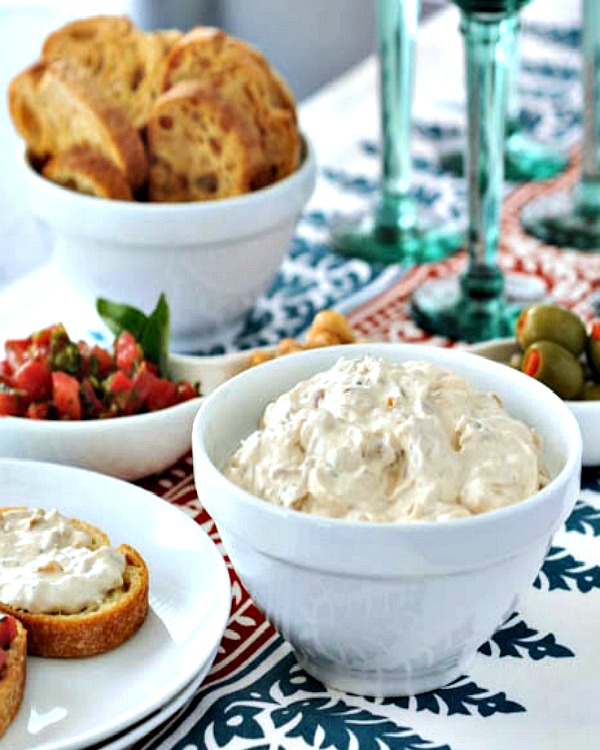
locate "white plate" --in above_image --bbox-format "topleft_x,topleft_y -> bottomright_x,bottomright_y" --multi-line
87,646 -> 218,750
0,459 -> 231,750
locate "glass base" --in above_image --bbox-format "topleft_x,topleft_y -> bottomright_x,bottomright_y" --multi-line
504,132 -> 569,182
411,276 -> 524,343
330,211 -> 463,265
521,190 -> 600,250
439,133 -> 568,182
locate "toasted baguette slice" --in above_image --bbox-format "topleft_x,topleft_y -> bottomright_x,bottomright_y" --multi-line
9,59 -> 147,190
42,15 -> 182,129
0,510 -> 149,658
162,28 -> 300,185
43,145 -> 133,200
147,80 -> 264,201
0,618 -> 26,740
0,620 -> 27,737
162,27 -> 295,109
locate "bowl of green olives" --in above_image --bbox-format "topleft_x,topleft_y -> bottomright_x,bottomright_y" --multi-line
470,304 -> 600,467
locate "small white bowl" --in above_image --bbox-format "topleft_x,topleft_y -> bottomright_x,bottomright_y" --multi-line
0,396 -> 201,481
24,136 -> 316,351
469,338 -> 600,467
0,346 -> 264,481
192,343 -> 581,697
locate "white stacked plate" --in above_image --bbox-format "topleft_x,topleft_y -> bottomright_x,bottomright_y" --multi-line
0,458 -> 231,750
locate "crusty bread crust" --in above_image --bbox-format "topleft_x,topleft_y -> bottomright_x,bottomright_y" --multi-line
42,16 -> 182,129
147,80 -> 264,201
10,17 -> 299,201
43,145 -> 133,200
0,510 -> 149,658
0,619 -> 26,739
9,58 -> 147,190
161,27 -> 300,187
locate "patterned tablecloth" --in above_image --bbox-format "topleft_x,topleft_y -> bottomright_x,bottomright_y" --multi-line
1,0 -> 599,748
123,2 -> 600,748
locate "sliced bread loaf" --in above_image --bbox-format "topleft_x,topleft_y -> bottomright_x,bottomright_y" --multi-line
42,15 -> 182,129
0,509 -> 149,658
162,28 -> 300,185
147,80 -> 265,201
9,58 -> 147,189
43,145 -> 133,200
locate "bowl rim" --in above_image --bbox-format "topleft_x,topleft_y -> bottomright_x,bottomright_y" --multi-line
469,336 -> 600,411
193,341 -> 582,534
23,132 -> 316,214
0,395 -> 202,431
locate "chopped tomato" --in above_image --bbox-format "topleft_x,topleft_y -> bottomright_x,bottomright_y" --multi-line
4,338 -> 32,370
32,324 -> 68,360
0,390 -> 23,416
147,377 -> 178,411
176,381 -> 198,403
13,360 -> 52,402
115,331 -> 143,375
0,648 -> 6,671
127,361 -> 155,412
0,616 -> 18,650
80,379 -> 104,419
91,345 -> 114,377
0,360 -> 13,382
78,342 -> 114,378
27,402 -> 51,420
106,370 -> 135,414
52,372 -> 82,420
107,370 -> 134,395
0,324 -> 197,420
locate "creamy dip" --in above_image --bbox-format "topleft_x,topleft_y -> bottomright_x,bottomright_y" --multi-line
0,508 -> 126,614
224,356 -> 547,522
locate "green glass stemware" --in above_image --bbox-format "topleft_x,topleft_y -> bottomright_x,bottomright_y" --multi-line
521,0 -> 600,250
440,23 -> 568,182
330,0 -> 463,265
412,1 -> 531,343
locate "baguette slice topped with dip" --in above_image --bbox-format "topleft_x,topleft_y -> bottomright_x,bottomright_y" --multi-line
0,507 -> 149,658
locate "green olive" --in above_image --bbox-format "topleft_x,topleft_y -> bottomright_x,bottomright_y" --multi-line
582,382 -> 600,401
521,340 -> 585,400
586,323 -> 600,379
516,305 -> 587,356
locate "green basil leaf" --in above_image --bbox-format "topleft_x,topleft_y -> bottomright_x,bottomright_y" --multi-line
96,298 -> 148,339
140,293 -> 170,376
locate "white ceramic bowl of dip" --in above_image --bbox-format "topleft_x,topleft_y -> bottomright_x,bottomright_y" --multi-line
23,137 -> 316,351
192,342 -> 582,697
469,337 -> 600,467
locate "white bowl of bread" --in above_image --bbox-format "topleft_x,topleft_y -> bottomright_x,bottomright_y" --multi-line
9,16 -> 316,349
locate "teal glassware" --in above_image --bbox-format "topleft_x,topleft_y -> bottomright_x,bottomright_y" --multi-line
329,0 -> 463,265
412,2 -> 530,342
440,24 -> 569,182
521,0 -> 600,250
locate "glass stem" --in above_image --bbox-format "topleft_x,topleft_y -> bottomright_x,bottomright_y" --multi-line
460,13 -> 516,301
577,0 -> 600,214
505,21 -> 521,137
375,0 -> 419,233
